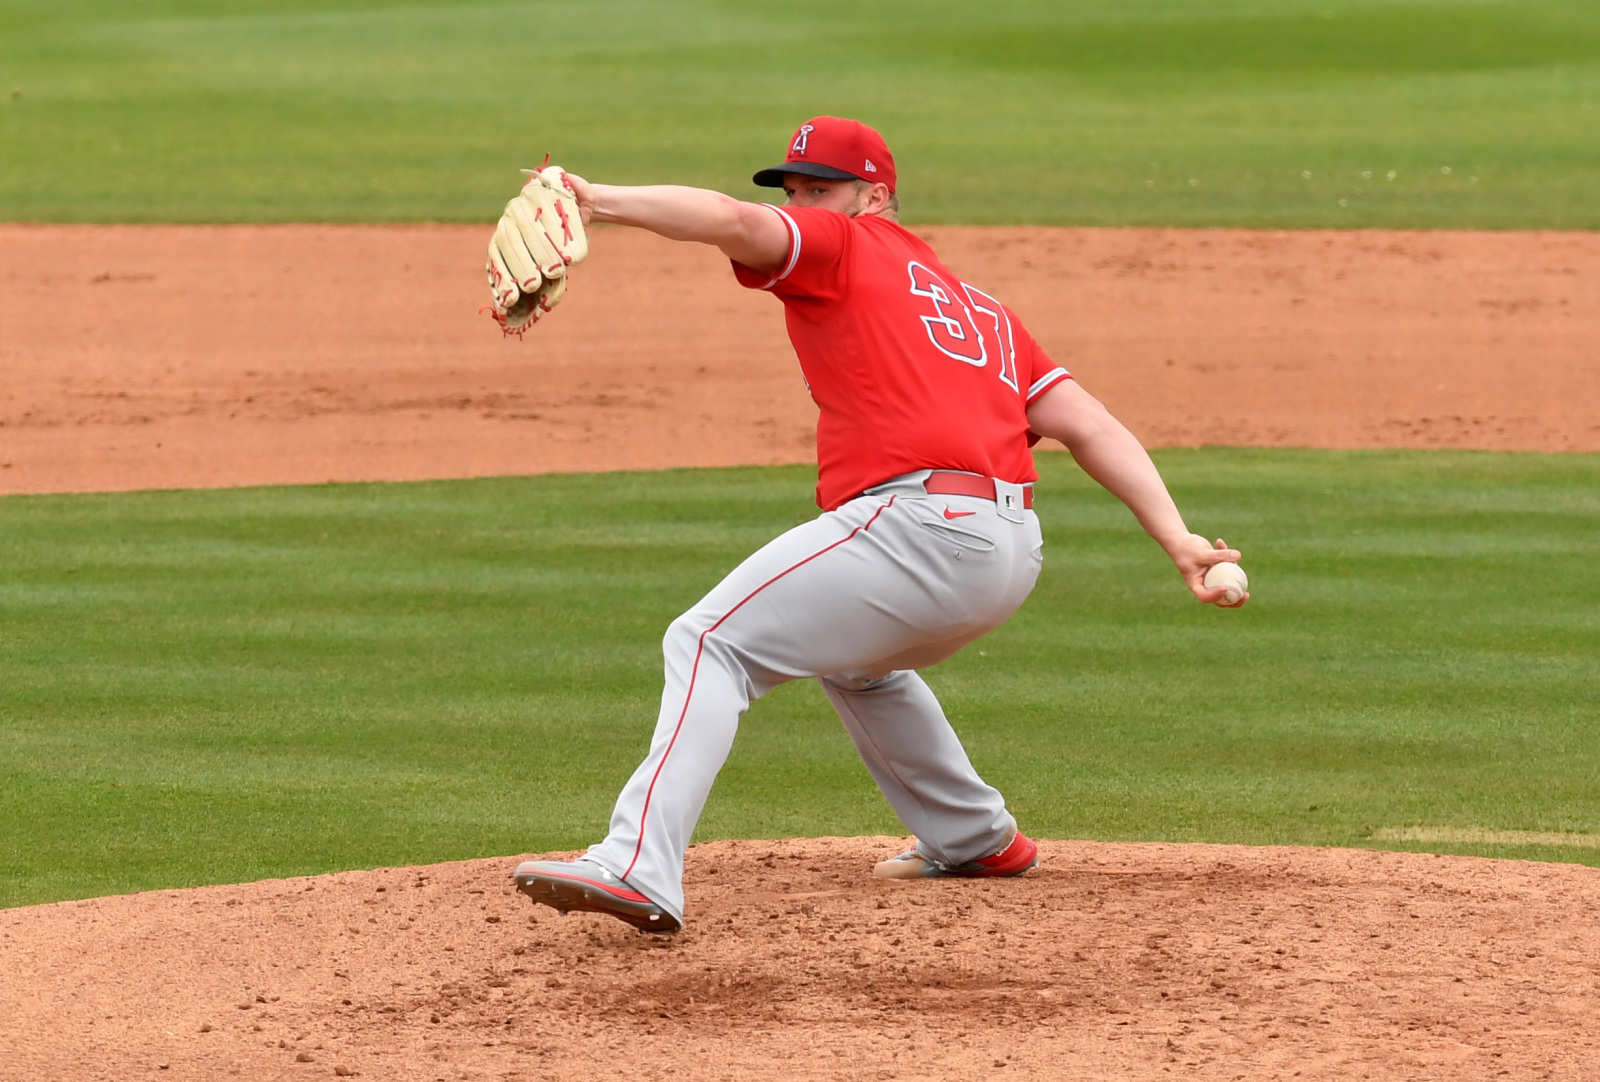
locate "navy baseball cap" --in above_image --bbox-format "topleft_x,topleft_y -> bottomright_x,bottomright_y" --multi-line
752,116 -> 897,192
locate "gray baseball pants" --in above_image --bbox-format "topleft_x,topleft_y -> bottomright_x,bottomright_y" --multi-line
584,470 -> 1044,924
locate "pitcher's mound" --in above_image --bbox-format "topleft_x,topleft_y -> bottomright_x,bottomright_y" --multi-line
4,837 -> 1598,1080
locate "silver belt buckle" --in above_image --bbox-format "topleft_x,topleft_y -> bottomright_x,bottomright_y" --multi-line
993,479 -> 1026,523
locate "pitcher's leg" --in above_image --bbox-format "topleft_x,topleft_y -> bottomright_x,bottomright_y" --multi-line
583,619 -> 753,923
821,670 -> 1015,866
583,498 -> 905,921
575,494 -> 1036,926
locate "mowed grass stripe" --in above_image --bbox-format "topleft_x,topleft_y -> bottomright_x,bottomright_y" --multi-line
1374,827 -> 1600,849
1,0 -> 1597,225
1,449 -> 1598,908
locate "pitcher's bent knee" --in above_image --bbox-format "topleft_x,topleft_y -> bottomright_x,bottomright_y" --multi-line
662,610 -> 713,669
820,670 -> 900,695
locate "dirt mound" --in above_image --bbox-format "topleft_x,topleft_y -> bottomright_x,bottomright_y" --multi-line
4,837 -> 1597,1081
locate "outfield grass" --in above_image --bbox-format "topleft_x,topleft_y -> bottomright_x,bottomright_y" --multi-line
2,0 -> 1598,226
2,450 -> 1597,908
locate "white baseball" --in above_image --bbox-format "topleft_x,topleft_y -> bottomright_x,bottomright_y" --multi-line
1203,562 -> 1248,606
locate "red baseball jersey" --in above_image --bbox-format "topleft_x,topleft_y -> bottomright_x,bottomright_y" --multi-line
733,205 -> 1072,510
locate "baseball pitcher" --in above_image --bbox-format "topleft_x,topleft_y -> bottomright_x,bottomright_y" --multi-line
503,117 -> 1248,933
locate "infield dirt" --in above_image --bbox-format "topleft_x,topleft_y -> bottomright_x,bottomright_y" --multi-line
2,223 -> 1597,495
3,224 -> 1598,1080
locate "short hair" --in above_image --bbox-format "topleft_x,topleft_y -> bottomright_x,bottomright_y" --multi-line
851,178 -> 900,214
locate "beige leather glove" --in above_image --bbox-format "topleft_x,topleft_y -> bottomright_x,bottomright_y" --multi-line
485,165 -> 588,336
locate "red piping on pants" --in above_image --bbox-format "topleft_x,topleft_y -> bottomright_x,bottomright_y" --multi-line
623,497 -> 896,880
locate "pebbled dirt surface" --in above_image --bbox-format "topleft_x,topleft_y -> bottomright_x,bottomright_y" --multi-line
2,224 -> 1597,496
4,837 -> 1599,1081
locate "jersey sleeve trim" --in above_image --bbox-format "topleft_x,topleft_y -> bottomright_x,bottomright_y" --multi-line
1026,367 -> 1072,402
750,204 -> 803,291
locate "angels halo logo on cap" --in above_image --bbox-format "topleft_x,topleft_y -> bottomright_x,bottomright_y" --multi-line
753,116 -> 896,193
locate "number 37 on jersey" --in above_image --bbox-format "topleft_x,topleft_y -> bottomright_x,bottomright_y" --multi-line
906,261 -> 1019,393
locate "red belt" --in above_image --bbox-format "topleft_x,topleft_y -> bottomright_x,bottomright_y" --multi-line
923,470 -> 1035,510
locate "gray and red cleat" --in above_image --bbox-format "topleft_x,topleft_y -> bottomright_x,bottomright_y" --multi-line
872,829 -> 1039,880
512,858 -> 680,933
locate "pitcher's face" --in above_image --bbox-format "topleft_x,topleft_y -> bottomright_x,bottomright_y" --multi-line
781,174 -> 875,217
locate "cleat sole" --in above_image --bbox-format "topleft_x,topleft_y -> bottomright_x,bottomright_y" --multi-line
514,868 -> 680,934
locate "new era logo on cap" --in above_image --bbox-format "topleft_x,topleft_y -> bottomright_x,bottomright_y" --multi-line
752,116 -> 897,192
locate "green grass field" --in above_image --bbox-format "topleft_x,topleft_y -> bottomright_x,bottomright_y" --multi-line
4,450 -> 1597,908
2,0 -> 1595,908
3,0 -> 1599,226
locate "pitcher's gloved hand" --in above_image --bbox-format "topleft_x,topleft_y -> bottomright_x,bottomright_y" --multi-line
485,164 -> 589,336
